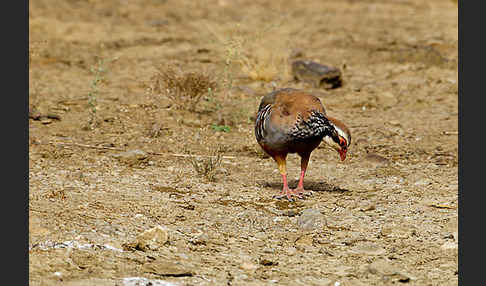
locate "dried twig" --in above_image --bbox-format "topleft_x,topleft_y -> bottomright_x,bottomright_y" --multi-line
45,141 -> 236,159
48,141 -> 125,151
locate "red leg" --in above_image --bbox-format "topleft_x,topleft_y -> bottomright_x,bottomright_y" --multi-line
278,173 -> 293,200
292,153 -> 312,196
272,154 -> 299,201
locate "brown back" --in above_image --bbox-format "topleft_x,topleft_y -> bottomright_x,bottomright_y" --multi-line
265,89 -> 326,129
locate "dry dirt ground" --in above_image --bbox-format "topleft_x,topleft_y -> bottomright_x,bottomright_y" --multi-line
29,0 -> 458,285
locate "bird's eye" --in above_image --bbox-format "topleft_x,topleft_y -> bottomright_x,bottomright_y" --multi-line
339,136 -> 347,148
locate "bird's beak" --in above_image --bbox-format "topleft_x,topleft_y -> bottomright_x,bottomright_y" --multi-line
338,149 -> 347,161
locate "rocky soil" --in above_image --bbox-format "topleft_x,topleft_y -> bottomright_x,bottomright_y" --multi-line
29,0 -> 458,285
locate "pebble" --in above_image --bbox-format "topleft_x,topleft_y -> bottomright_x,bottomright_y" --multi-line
364,153 -> 390,166
367,259 -> 416,282
142,260 -> 193,277
112,149 -> 149,166
414,178 -> 432,186
349,243 -> 386,256
453,231 -> 458,242
440,241 -> 458,251
259,258 -> 278,266
240,261 -> 258,272
30,225 -> 51,236
130,225 -> 169,251
325,216 -> 348,230
297,208 -> 325,231
359,203 -> 376,212
263,247 -> 274,254
380,225 -> 415,239
287,247 -> 297,256
123,277 -> 177,286
330,266 -> 353,277
295,233 -> 314,246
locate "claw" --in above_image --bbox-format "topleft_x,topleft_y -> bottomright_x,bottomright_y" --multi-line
273,187 -> 311,201
291,188 -> 313,197
273,194 -> 295,202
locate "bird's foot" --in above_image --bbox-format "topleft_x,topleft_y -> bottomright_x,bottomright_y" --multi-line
273,187 -> 307,201
291,187 -> 313,197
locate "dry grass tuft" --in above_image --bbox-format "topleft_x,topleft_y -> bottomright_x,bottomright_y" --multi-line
188,146 -> 223,182
150,65 -> 218,112
204,17 -> 295,83
29,40 -> 47,65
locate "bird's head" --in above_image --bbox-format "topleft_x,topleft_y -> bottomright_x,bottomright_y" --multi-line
322,116 -> 351,161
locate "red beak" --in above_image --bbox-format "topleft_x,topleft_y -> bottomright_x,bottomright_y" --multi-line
338,149 -> 347,161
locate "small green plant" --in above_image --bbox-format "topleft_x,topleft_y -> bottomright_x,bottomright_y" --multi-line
205,86 -> 223,112
211,124 -> 231,132
150,65 -> 218,112
85,57 -> 117,130
188,146 -> 223,182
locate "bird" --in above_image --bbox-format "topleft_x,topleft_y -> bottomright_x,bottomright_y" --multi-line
255,88 -> 351,201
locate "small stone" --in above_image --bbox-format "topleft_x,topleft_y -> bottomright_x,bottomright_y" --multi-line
380,227 -> 392,236
263,247 -> 274,254
112,149 -> 149,166
240,261 -> 258,272
128,225 -> 169,251
349,243 -> 386,256
298,277 -> 333,286
380,225 -> 415,239
283,209 -> 298,217
295,234 -> 314,246
342,231 -> 361,246
440,241 -> 458,251
30,225 -> 51,236
364,153 -> 390,166
190,233 -> 209,245
287,247 -> 297,256
142,260 -> 193,277
368,259 -> 416,282
453,231 -> 458,242
360,203 -> 376,212
297,208 -> 325,231
368,259 -> 398,276
318,248 -> 334,256
259,258 -> 278,266
123,277 -> 178,286
414,178 -> 432,186
290,48 -> 305,59
325,216 -> 348,230
332,265 -> 353,277
314,278 -> 333,286
382,92 -> 395,98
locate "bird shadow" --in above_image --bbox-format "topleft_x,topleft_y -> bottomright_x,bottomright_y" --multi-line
256,180 -> 350,193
